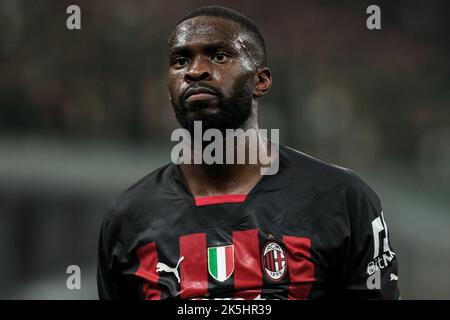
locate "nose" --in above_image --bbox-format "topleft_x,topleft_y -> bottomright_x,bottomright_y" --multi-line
184,56 -> 212,82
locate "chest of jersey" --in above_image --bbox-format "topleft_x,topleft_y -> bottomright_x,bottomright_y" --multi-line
129,197 -> 343,300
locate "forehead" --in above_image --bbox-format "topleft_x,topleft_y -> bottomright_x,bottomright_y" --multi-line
169,16 -> 245,50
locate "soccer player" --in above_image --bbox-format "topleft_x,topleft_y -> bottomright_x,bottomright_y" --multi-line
97,6 -> 400,300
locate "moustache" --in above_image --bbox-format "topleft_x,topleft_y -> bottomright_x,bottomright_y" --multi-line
181,84 -> 223,102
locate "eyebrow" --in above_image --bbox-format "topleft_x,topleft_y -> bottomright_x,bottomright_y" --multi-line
169,41 -> 235,56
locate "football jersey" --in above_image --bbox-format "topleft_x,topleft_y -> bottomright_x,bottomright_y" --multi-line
97,145 -> 400,300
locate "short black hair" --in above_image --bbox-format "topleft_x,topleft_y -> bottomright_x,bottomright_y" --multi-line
172,5 -> 267,67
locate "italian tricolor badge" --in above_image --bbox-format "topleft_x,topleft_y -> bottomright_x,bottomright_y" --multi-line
207,245 -> 234,282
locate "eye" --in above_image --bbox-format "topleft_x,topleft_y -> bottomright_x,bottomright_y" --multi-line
212,52 -> 231,63
172,57 -> 189,68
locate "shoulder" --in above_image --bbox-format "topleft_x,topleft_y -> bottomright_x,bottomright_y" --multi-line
101,163 -> 176,229
280,145 -> 361,187
279,145 -> 381,209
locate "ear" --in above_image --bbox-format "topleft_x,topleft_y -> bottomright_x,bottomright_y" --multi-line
253,67 -> 272,97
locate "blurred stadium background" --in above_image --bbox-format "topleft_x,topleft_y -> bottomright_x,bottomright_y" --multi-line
0,0 -> 449,299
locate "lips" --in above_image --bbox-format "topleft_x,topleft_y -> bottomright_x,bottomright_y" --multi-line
184,87 -> 218,102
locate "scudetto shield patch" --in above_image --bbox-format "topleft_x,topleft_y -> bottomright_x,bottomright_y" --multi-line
207,245 -> 234,282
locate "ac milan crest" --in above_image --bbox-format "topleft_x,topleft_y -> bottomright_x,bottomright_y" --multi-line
261,241 -> 287,281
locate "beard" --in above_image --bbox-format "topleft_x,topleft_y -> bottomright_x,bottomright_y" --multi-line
171,81 -> 254,134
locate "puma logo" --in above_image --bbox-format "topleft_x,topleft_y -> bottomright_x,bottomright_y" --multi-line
156,256 -> 184,283
390,273 -> 398,281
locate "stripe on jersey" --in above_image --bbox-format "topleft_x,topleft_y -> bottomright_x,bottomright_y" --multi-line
233,229 -> 263,299
135,242 -> 161,300
282,236 -> 315,300
179,233 -> 208,298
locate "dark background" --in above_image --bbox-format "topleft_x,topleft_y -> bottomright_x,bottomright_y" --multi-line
0,0 -> 449,299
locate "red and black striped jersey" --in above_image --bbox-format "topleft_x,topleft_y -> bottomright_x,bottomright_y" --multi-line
97,145 -> 400,300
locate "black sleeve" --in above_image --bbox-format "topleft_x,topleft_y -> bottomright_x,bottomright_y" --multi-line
340,174 -> 400,299
97,217 -> 121,300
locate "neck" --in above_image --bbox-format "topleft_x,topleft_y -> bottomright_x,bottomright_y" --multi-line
179,103 -> 271,197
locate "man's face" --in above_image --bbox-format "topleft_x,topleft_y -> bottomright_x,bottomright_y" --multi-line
167,16 -> 257,133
